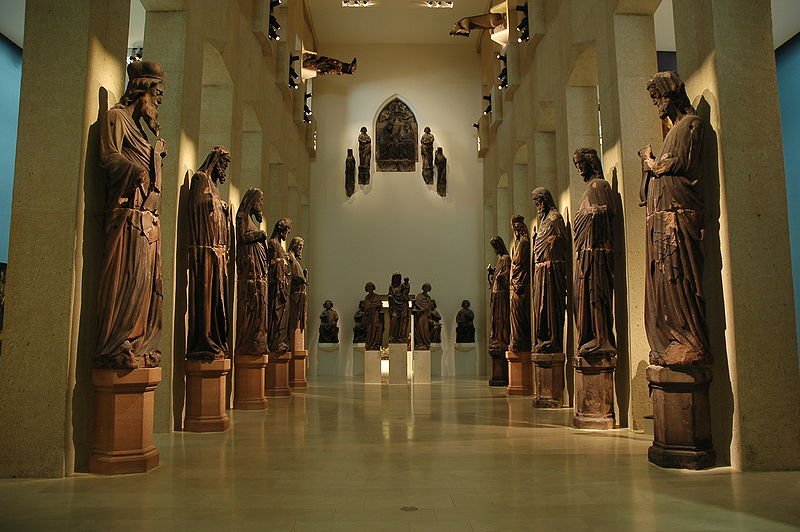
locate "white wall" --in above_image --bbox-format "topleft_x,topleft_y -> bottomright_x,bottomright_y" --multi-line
309,44 -> 484,376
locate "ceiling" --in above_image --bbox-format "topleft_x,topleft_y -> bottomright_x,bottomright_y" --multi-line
305,0 -> 492,45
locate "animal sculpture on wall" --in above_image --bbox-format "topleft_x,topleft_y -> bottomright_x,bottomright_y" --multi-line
449,12 -> 506,37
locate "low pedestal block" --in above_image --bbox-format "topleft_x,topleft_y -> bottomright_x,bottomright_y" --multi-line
316,343 -> 341,376
90,368 -> 161,475
455,343 -> 478,376
489,348 -> 509,387
290,350 -> 308,389
647,365 -> 715,470
505,351 -> 532,396
431,345 -> 442,377
233,355 -> 268,410
265,352 -> 292,397
573,354 -> 616,428
389,343 -> 408,385
364,349 -> 381,384
532,352 -> 565,408
184,359 -> 232,432
352,344 -> 366,376
413,350 -> 431,384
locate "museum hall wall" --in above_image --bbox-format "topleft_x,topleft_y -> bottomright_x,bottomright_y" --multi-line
0,34 -> 21,264
309,44 -> 484,376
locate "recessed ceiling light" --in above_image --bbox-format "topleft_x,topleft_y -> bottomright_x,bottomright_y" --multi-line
342,0 -> 375,7
424,1 -> 453,7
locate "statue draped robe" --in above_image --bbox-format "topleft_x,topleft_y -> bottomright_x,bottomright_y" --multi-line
509,234 -> 532,353
319,308 -> 339,343
364,293 -> 384,350
412,292 -> 433,350
289,252 -> 307,338
489,253 -> 511,351
388,283 -> 409,343
235,214 -> 268,357
533,211 -> 569,353
421,132 -> 434,185
267,238 -> 291,353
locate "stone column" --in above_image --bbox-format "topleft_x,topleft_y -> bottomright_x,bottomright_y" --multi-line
672,0 -> 800,470
0,0 -> 130,478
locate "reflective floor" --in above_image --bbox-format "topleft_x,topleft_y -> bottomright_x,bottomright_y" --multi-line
1,377 -> 799,531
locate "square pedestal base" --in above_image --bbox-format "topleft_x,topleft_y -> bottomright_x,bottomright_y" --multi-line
489,349 -> 509,387
647,364 -> 715,470
233,355 -> 268,410
389,343 -> 408,385
573,354 -> 616,429
532,352 -> 565,408
413,350 -> 431,384
290,350 -> 308,388
431,346 -> 442,377
364,350 -> 381,384
455,343 -> 478,376
506,351 -> 532,396
184,359 -> 232,432
90,367 -> 161,475
316,343 -> 341,376
266,352 -> 292,397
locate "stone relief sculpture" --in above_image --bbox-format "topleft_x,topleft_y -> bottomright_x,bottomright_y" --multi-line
412,283 -> 433,350
430,301 -> 442,344
456,300 -> 476,344
363,282 -> 384,350
573,148 -> 616,356
318,300 -> 340,344
509,215 -> 532,353
530,188 -> 568,353
376,98 -> 418,172
487,236 -> 511,352
353,301 -> 367,344
302,52 -> 357,76
435,147 -> 447,197
266,218 -> 292,353
96,60 -> 166,369
186,146 -> 233,361
235,188 -> 269,357
388,273 -> 410,343
449,12 -> 506,37
345,148 -> 356,197
358,127 -> 371,185
639,71 -> 710,367
421,127 -> 435,185
288,236 -> 308,341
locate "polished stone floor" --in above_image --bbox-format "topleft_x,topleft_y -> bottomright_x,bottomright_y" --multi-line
1,377 -> 799,531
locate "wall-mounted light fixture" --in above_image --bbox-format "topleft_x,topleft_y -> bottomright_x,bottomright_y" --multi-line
268,0 -> 282,41
516,4 -> 529,43
497,53 -> 508,90
289,54 -> 300,90
342,0 -> 375,7
483,94 -> 492,115
304,92 -> 313,123
424,1 -> 454,7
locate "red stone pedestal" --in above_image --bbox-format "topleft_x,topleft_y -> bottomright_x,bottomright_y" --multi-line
233,355 -> 268,410
489,348 -> 509,387
290,350 -> 309,389
532,352 -> 566,408
573,353 -> 616,429
184,359 -> 231,432
647,364 -> 715,470
265,352 -> 292,397
505,351 -> 532,396
90,367 -> 161,475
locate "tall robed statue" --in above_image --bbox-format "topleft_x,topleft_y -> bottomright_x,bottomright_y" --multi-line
363,282 -> 384,350
288,236 -> 308,344
267,218 -> 293,353
358,127 -> 372,185
487,235 -> 511,352
186,147 -> 233,361
387,273 -> 410,343
509,215 -> 532,353
420,127 -> 435,185
531,188 -> 568,354
412,283 -> 433,350
96,60 -> 167,369
235,188 -> 269,357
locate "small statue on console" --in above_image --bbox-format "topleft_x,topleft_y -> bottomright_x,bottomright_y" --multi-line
318,300 -> 340,344
363,282 -> 384,350
358,127 -> 371,185
421,127 -> 435,185
435,147 -> 447,197
456,300 -> 475,343
430,301 -> 442,344
345,149 -> 356,197
353,301 -> 367,344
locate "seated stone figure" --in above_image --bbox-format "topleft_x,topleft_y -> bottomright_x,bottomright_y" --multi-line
319,300 -> 340,344
303,52 -> 357,76
456,300 -> 475,343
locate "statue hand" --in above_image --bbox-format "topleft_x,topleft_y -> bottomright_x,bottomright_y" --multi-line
155,138 -> 168,158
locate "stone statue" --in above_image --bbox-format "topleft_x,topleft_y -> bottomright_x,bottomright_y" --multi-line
430,301 -> 442,344
387,273 -> 410,343
363,282 -> 384,350
487,236 -> 511,351
435,147 -> 447,197
573,148 -> 616,356
302,52 -> 357,76
288,236 -> 308,343
186,146 -> 233,361
421,127 -> 435,185
456,300 -> 476,343
358,127 -> 371,185
345,148 -> 356,197
531,188 -> 568,353
235,188 -> 269,357
353,301 -> 367,344
318,300 -> 340,343
412,283 -> 433,350
639,71 -> 710,367
267,218 -> 292,353
509,215 -> 532,353
449,12 -> 506,37
96,60 -> 166,369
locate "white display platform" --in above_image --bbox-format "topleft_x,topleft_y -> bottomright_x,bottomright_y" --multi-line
316,343 -> 341,376
364,349 -> 381,384
389,343 -> 408,385
413,350 -> 431,384
431,344 -> 442,377
352,343 -> 365,376
454,343 -> 478,376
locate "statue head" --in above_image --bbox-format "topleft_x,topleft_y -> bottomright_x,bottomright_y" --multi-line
422,282 -> 431,293
531,187 -> 556,220
424,126 -> 431,134
391,273 -> 402,287
360,126 -> 368,134
511,214 -> 528,239
120,60 -> 166,136
347,148 -> 353,155
647,71 -> 695,121
365,281 -> 376,293
436,147 -> 443,154
323,300 -> 333,310
573,148 -> 604,183
199,146 -> 231,185
270,218 -> 292,241
289,236 -> 304,259
490,235 -> 509,256
462,300 -> 470,309
237,187 -> 264,225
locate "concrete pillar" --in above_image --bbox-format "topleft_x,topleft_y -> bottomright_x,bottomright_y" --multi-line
0,0 -> 130,477
673,0 -> 800,470
512,163 -> 530,220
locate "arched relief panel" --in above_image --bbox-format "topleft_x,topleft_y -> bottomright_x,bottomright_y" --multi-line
373,95 -> 419,172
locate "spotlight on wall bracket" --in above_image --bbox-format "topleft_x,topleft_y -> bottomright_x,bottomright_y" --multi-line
270,0 -> 282,7
472,123 -> 480,129
482,94 -> 492,115
516,4 -> 530,43
268,15 -> 281,41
